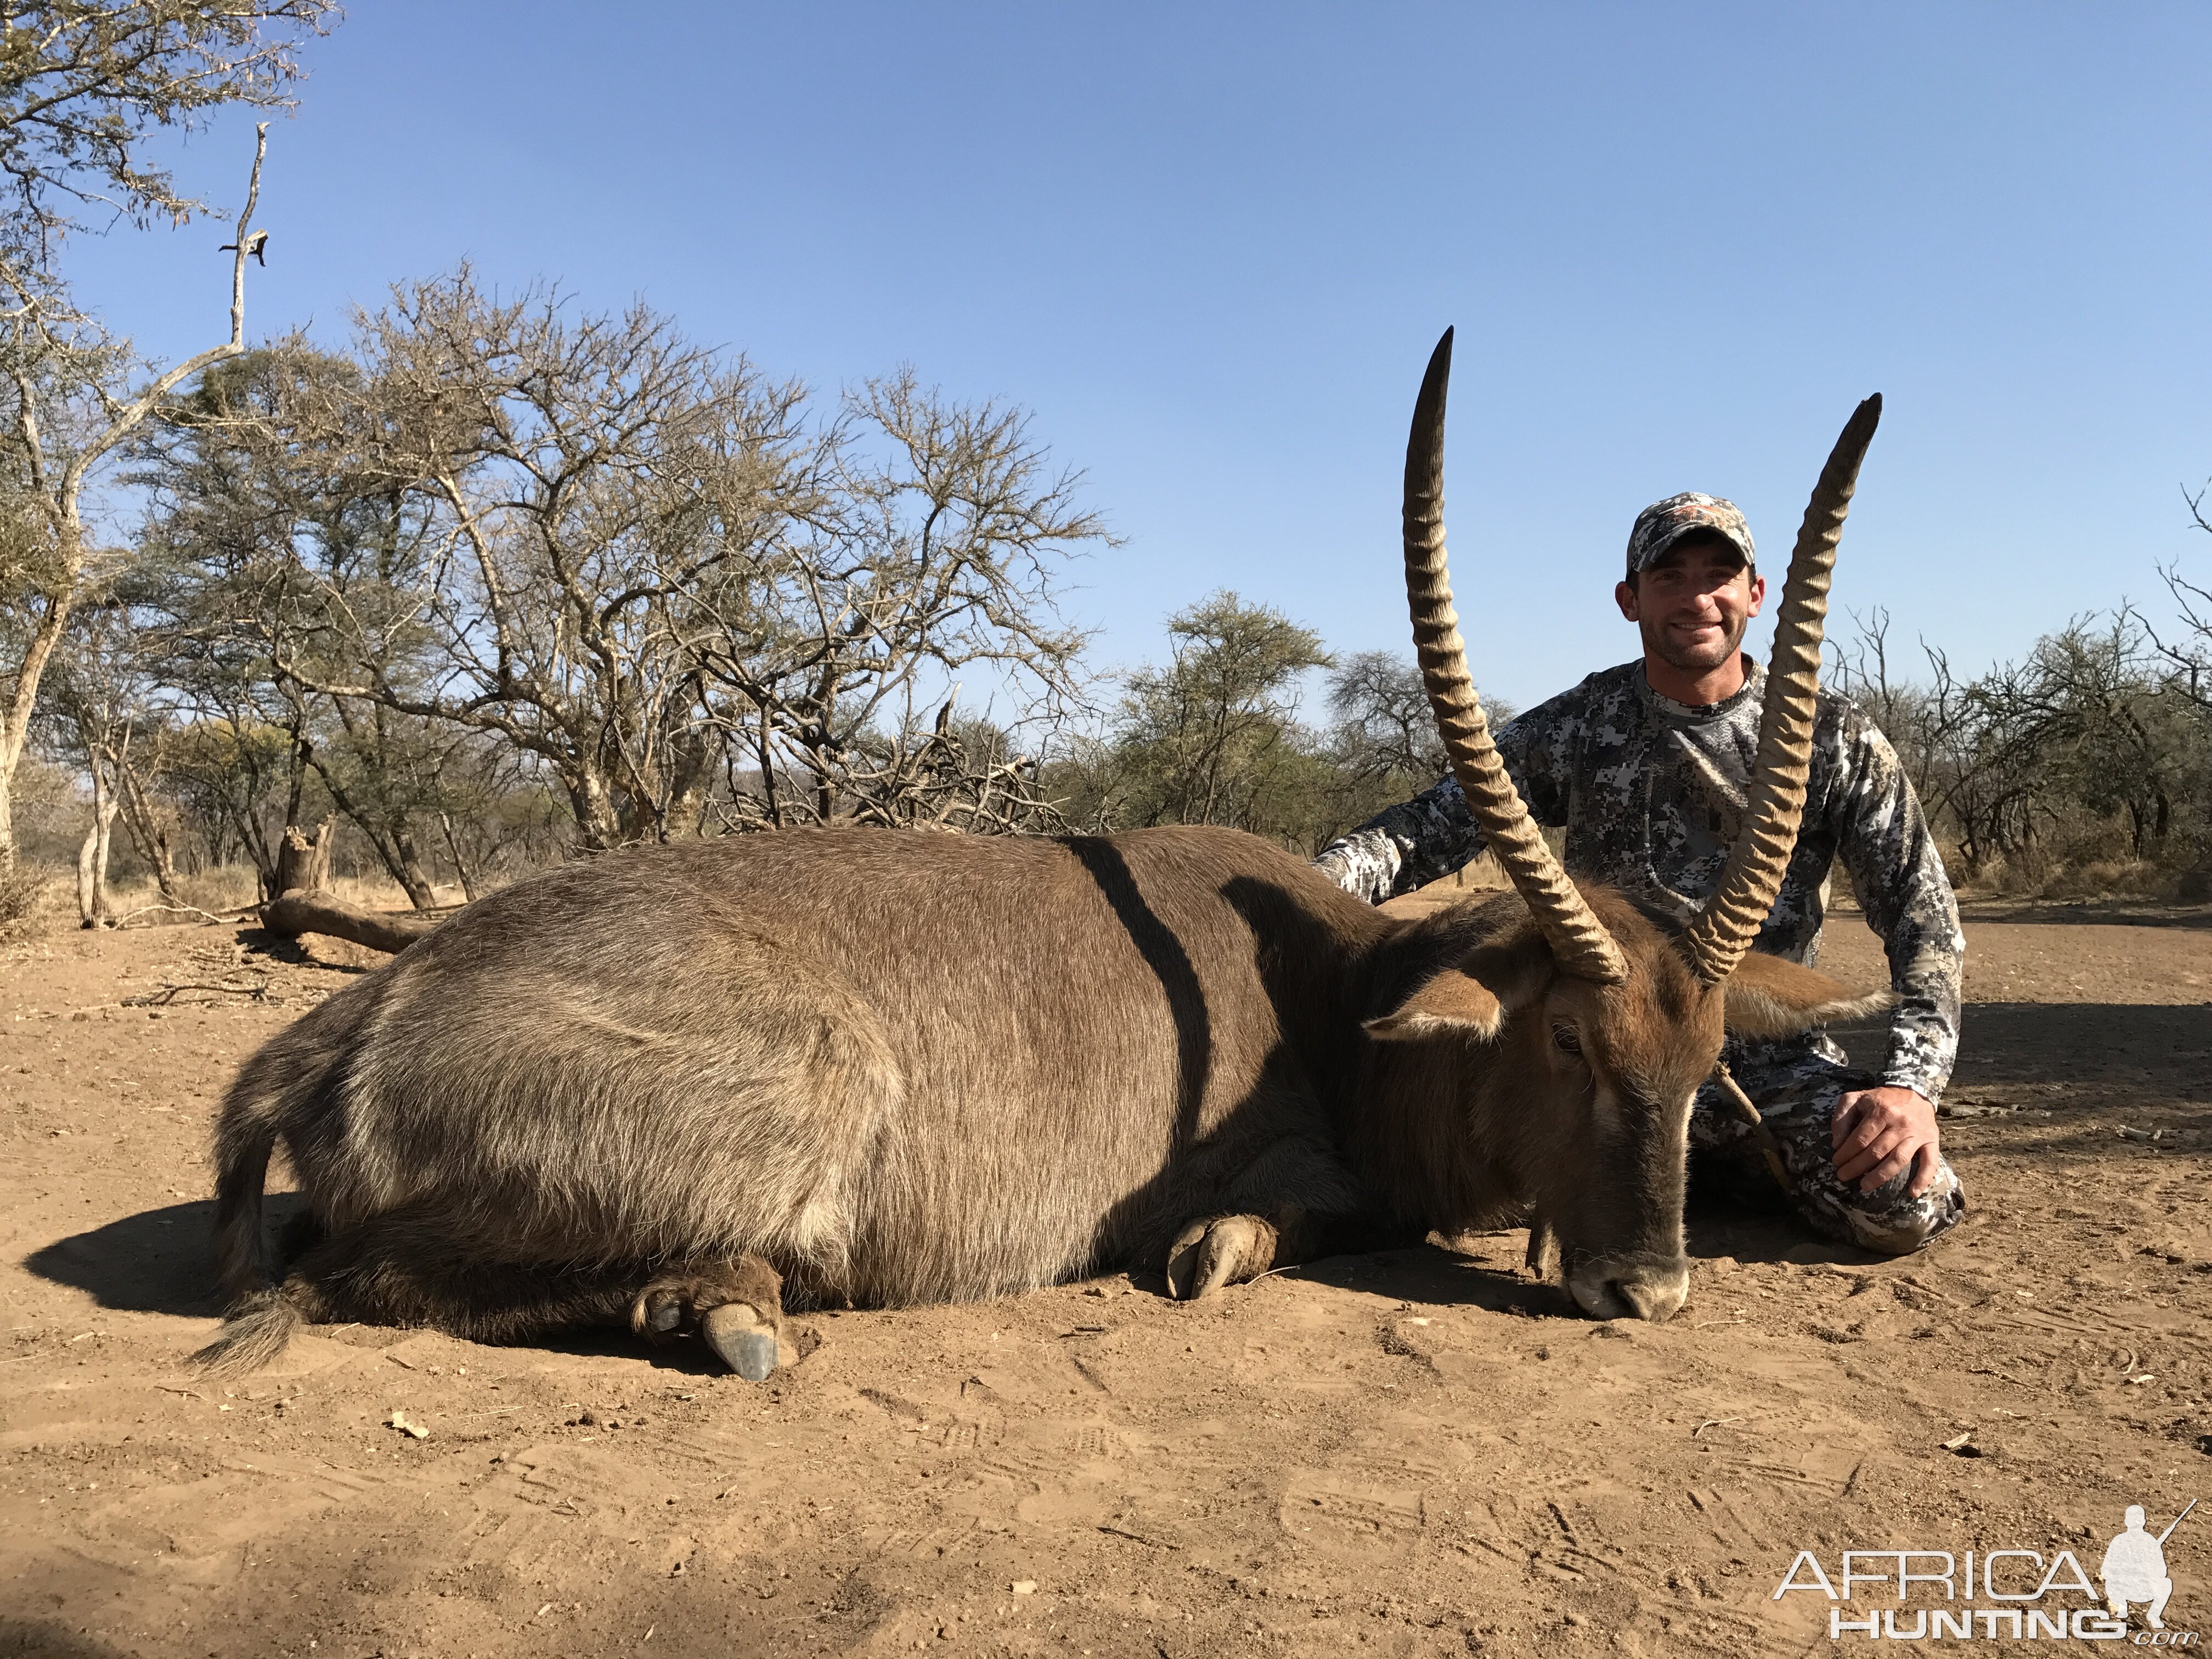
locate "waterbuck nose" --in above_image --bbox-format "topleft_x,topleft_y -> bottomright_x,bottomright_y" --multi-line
1566,1258 -> 1689,1323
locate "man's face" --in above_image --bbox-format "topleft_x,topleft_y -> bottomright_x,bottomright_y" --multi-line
1613,538 -> 1767,675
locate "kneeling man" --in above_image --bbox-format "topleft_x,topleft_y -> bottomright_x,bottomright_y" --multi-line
1317,493 -> 1966,1254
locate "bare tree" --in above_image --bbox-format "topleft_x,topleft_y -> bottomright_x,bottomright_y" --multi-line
205,279 -> 1107,849
0,3 -> 331,287
41,593 -> 184,920
0,123 -> 270,870
691,371 -> 1103,834
2145,481 -> 2212,710
160,702 -> 308,894
1839,602 -> 2211,881
1325,650 -> 1447,787
240,273 -> 822,849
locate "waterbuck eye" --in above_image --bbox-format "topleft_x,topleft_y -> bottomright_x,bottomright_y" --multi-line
1551,1025 -> 1582,1056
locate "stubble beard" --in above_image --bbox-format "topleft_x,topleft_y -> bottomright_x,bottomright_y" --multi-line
1641,612 -> 1749,676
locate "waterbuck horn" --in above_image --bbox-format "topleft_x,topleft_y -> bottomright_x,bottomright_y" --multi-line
1678,393 -> 1883,985
1402,327 -> 1629,985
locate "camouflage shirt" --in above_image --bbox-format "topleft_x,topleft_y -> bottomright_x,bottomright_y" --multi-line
1313,659 -> 1964,1101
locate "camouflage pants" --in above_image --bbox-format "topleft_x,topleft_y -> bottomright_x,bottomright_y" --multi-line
1688,1053 -> 1965,1255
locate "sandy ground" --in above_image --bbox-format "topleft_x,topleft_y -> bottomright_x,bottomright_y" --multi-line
2,896 -> 2208,1657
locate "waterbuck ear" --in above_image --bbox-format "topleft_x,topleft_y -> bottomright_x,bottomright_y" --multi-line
1723,951 -> 1898,1039
1365,935 -> 1554,1043
1365,968 -> 1505,1041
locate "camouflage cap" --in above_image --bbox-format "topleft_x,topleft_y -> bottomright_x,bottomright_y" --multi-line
1626,492 -> 1756,578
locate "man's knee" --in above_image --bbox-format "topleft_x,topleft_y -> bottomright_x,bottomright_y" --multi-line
1823,1161 -> 1967,1256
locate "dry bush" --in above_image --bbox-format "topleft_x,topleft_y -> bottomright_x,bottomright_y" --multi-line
0,861 -> 63,936
1952,837 -> 2186,904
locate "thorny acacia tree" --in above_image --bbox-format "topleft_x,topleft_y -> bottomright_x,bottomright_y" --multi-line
136,344 -> 463,904
688,370 -> 1101,835
1836,606 -> 2210,879
147,274 -> 1108,853
1107,590 -> 1334,839
0,123 -> 268,870
2146,481 -> 2212,712
0,2 -> 331,279
0,0 -> 336,872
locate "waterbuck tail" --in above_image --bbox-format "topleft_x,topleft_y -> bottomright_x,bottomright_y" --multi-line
196,1023 -> 345,1374
191,1287 -> 303,1376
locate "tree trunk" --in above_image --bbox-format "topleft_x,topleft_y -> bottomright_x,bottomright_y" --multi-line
75,820 -> 98,926
275,815 -> 337,896
391,825 -> 439,910
437,811 -> 480,904
567,764 -> 625,851
0,763 -> 16,877
262,889 -> 438,954
240,801 -> 285,902
663,725 -> 714,839
301,742 -> 443,909
0,525 -> 84,878
114,752 -> 183,906
75,767 -> 121,927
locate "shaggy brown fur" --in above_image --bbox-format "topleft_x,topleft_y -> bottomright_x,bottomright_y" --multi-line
196,825 -> 1885,1373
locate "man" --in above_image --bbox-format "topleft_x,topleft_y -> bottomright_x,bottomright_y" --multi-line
1315,492 -> 1966,1254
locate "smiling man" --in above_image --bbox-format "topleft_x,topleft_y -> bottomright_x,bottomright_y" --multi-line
1315,492 -> 1967,1254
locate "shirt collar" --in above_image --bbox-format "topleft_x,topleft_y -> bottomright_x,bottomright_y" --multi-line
1635,654 -> 1763,724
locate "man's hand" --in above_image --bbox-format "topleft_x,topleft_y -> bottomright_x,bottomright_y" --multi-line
1832,1086 -> 1942,1196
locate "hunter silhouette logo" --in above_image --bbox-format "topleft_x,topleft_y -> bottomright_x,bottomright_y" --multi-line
2104,1500 -> 2192,1631
1773,1495 -> 2199,1641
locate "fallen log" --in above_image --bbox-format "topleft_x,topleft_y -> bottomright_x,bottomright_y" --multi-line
261,889 -> 439,955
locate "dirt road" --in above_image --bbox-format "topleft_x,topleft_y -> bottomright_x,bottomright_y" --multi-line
3,901 -> 2207,1656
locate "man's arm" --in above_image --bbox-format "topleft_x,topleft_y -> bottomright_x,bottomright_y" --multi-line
1313,773 -> 1484,903
1314,708 -> 1562,903
1823,710 -> 1966,1194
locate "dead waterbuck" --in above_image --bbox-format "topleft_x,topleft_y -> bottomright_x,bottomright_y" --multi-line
196,331 -> 1889,1378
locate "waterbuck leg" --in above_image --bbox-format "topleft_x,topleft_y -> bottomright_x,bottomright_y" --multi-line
1164,1205 -> 1408,1299
275,1206 -> 644,1342
1166,1132 -> 1378,1300
631,1255 -> 788,1381
1525,1217 -> 1559,1280
275,1206 -> 326,1270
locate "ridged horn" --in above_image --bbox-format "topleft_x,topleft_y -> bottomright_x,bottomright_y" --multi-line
1679,393 -> 1883,985
1402,328 -> 1629,985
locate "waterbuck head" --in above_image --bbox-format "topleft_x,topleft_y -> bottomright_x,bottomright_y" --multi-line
1368,329 -> 1891,1322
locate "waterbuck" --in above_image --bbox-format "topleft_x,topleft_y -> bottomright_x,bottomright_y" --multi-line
197,331 -> 1889,1379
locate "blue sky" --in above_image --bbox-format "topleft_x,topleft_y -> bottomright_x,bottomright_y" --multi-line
60,2 -> 2212,713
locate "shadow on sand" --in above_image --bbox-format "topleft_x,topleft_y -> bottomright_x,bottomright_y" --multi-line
1267,1210 -> 1888,1323
16,1195 -> 309,1319
19,1194 -> 781,1376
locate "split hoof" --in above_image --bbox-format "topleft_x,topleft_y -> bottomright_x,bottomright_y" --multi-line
1165,1214 -> 1276,1300
702,1303 -> 780,1381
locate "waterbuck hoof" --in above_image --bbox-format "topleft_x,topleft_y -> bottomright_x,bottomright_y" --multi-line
701,1304 -> 780,1380
1165,1215 -> 1277,1300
